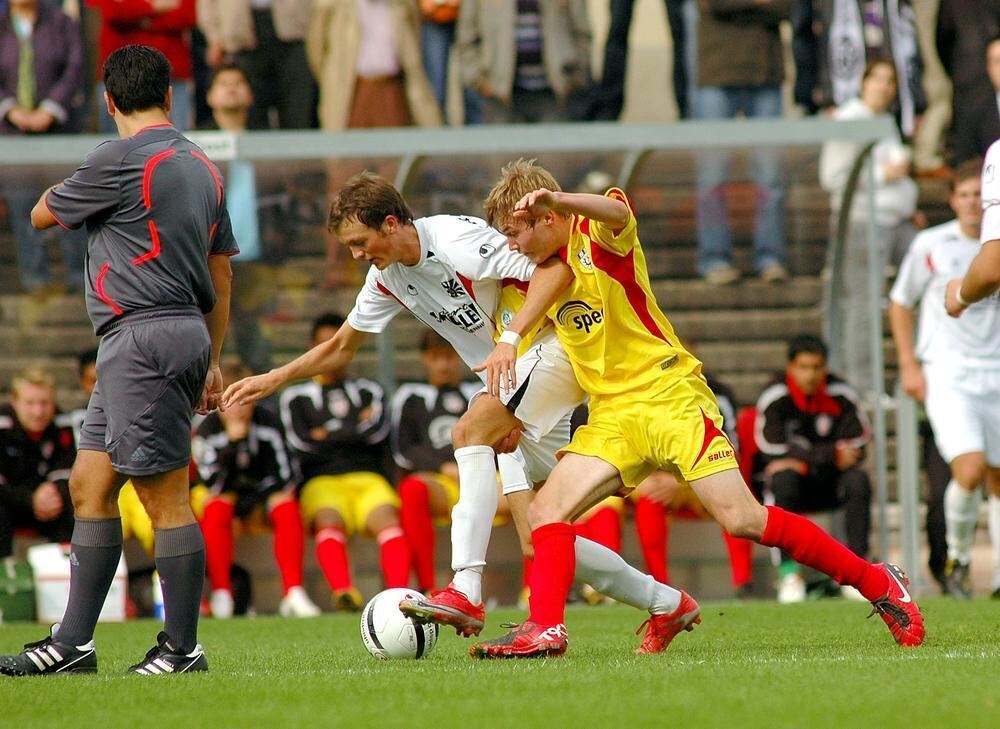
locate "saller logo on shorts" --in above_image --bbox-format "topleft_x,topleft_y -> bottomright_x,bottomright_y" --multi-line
556,300 -> 604,333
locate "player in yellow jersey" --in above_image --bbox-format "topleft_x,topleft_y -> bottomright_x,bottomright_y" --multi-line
469,159 -> 925,658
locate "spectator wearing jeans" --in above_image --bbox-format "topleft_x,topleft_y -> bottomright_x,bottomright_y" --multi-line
593,0 -> 690,120
418,0 -> 482,123
1,0 -> 87,295
693,0 -> 791,285
0,368 -> 76,559
457,0 -> 591,123
754,335 -> 872,603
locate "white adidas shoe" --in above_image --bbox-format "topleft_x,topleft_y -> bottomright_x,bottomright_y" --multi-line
279,586 -> 322,617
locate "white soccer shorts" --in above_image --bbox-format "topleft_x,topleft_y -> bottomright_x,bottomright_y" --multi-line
924,364 -> 1000,465
476,331 -> 585,487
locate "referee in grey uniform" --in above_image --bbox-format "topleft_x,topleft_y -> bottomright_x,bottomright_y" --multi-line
0,45 -> 237,676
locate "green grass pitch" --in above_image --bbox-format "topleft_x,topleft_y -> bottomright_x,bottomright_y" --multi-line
1,598 -> 997,729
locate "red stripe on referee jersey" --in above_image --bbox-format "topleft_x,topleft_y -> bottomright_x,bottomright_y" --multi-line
142,149 -> 176,209
190,150 -> 223,205
589,243 -> 670,344
133,220 -> 162,265
209,223 -> 218,241
95,263 -> 123,315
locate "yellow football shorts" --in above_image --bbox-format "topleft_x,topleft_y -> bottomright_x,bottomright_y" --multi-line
562,374 -> 738,489
299,472 -> 400,535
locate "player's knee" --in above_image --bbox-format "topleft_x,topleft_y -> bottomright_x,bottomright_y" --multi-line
312,508 -> 345,532
716,504 -> 766,541
952,459 -> 987,489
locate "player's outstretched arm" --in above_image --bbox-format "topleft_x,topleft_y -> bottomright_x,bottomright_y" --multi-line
222,322 -> 368,407
473,257 -> 573,397
516,188 -> 629,229
945,239 -> 1000,316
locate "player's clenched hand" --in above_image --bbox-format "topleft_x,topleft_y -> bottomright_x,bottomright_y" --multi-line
223,371 -> 281,408
513,188 -> 558,220
944,279 -> 968,317
198,364 -> 224,415
472,342 -> 518,397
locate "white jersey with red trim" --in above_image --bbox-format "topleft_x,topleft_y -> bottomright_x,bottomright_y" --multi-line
982,140 -> 1000,244
890,219 -> 1000,367
347,215 -> 537,379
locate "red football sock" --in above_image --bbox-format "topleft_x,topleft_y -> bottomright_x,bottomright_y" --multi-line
759,505 -> 889,600
528,522 -> 576,626
378,525 -> 411,588
722,528 -> 753,588
315,526 -> 352,592
634,496 -> 669,584
269,500 -> 305,592
201,498 -> 235,591
398,475 -> 436,590
522,556 -> 533,589
581,506 -> 622,553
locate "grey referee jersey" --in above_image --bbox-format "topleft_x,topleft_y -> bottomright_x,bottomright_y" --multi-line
44,123 -> 239,334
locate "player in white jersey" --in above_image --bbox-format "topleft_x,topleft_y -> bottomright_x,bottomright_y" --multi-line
223,172 -> 692,649
946,139 -> 1000,316
890,159 -> 1000,598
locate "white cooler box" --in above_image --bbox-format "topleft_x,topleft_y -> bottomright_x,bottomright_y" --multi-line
26,543 -> 128,624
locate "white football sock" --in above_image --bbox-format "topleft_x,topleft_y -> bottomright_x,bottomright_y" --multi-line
988,494 -> 1000,591
574,537 -> 681,615
449,445 -> 498,605
945,479 -> 981,564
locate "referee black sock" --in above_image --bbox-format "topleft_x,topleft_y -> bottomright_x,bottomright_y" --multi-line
56,517 -> 123,646
155,523 -> 206,654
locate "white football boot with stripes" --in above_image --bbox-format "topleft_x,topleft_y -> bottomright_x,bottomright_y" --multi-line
129,632 -> 208,675
0,625 -> 97,676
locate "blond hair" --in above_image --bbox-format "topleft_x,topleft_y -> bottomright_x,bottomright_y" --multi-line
11,366 -> 56,398
483,158 -> 562,228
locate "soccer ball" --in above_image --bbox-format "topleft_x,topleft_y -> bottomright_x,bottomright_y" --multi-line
360,588 -> 438,660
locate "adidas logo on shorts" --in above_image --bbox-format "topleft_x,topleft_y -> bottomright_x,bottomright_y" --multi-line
130,446 -> 150,463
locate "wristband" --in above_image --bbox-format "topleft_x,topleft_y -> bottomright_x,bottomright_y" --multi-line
499,330 -> 522,347
955,287 -> 972,307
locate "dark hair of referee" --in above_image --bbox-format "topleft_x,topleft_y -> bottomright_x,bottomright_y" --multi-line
103,45 -> 172,114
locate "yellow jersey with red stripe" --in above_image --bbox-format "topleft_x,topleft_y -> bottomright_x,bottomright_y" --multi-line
551,189 -> 738,486
548,188 -> 702,397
